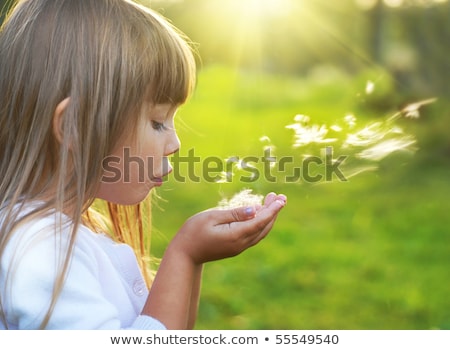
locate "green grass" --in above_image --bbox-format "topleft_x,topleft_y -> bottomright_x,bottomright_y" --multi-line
151,65 -> 450,330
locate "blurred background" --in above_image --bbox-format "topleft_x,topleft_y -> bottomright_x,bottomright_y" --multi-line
143,0 -> 450,330
2,0 -> 449,329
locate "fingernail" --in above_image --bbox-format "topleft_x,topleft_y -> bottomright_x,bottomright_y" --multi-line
274,200 -> 285,209
245,207 -> 255,215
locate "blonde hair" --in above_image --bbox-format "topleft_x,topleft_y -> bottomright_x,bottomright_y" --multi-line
0,0 -> 196,329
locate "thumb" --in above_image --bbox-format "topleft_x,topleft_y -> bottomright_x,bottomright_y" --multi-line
213,206 -> 257,225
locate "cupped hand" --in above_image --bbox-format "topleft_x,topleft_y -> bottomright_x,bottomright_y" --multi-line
170,192 -> 287,265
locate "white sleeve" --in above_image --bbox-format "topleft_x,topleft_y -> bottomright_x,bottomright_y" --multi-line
1,221 -> 166,330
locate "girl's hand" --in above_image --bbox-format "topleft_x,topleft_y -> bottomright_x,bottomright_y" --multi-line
170,192 -> 287,265
144,192 -> 286,329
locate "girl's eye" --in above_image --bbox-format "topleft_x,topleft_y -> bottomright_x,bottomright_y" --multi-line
151,120 -> 167,132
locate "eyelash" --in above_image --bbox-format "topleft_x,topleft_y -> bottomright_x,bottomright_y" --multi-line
151,120 -> 167,132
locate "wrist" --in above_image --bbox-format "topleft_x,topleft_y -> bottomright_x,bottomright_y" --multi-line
165,236 -> 203,268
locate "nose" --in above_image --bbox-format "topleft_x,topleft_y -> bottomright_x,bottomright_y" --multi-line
165,129 -> 180,156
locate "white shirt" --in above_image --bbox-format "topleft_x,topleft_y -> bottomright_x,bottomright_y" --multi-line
0,210 -> 166,330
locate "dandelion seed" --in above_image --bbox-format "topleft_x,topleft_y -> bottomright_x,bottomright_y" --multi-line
263,144 -> 275,151
391,126 -> 404,134
356,137 -> 416,161
294,114 -> 310,124
235,160 -> 244,171
365,80 -> 375,95
248,172 -> 259,181
403,107 -> 420,119
330,125 -> 343,132
285,123 -> 300,131
217,189 -> 264,209
215,171 -> 233,183
344,114 -> 357,128
344,122 -> 386,147
290,124 -> 338,148
259,135 -> 276,155
401,98 -> 437,119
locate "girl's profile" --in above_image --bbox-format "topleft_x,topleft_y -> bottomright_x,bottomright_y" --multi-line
0,0 -> 286,330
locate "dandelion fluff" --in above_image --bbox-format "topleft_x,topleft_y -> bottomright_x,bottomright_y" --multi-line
365,80 -> 375,95
401,98 -> 437,119
344,114 -> 357,128
215,171 -> 233,183
282,97 -> 434,182
356,137 -> 416,161
344,122 -> 387,147
287,123 -> 338,148
217,189 -> 264,209
259,135 -> 271,143
330,125 -> 343,132
294,114 -> 310,124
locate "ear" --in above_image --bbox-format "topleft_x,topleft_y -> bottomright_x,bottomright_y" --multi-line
52,97 -> 70,144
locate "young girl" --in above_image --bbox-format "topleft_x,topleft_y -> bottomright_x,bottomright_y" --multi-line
0,0 -> 286,330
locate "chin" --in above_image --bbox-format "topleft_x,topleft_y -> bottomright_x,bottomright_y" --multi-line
96,185 -> 153,206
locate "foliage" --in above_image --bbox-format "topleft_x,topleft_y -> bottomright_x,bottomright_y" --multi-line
139,0 -> 450,98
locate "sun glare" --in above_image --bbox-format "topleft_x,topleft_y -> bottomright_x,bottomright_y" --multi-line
240,0 -> 294,18
213,0 -> 299,67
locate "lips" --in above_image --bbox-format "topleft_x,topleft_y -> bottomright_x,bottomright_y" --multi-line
161,165 -> 173,178
150,157 -> 173,186
151,166 -> 173,185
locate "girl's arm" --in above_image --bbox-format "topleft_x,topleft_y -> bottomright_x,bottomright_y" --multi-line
187,263 -> 202,329
141,192 -> 286,329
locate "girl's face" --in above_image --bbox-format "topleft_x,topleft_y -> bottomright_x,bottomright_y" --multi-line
96,103 -> 180,205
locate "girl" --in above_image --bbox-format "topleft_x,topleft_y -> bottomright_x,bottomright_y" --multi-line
0,0 -> 286,330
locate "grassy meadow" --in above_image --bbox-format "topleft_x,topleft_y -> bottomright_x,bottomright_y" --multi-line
150,65 -> 450,330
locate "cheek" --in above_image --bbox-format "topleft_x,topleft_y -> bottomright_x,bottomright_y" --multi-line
101,150 -> 143,184
139,139 -> 164,177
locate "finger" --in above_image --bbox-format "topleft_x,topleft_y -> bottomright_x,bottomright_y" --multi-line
248,217 -> 276,246
262,192 -> 287,208
211,206 -> 257,225
238,209 -> 282,250
230,199 -> 285,237
277,194 -> 287,205
263,192 -> 277,207
248,197 -> 287,244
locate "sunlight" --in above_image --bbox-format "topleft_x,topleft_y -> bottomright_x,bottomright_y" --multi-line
239,0 -> 295,18
215,0 -> 299,69
384,0 -> 404,7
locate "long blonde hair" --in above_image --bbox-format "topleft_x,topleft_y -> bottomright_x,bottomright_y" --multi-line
0,0 -> 196,329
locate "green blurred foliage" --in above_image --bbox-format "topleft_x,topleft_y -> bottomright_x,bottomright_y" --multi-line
140,2 -> 449,329
139,0 -> 449,99
0,0 -> 13,23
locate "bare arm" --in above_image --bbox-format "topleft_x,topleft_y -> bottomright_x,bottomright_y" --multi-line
187,263 -> 202,329
142,243 -> 199,329
141,193 -> 286,329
